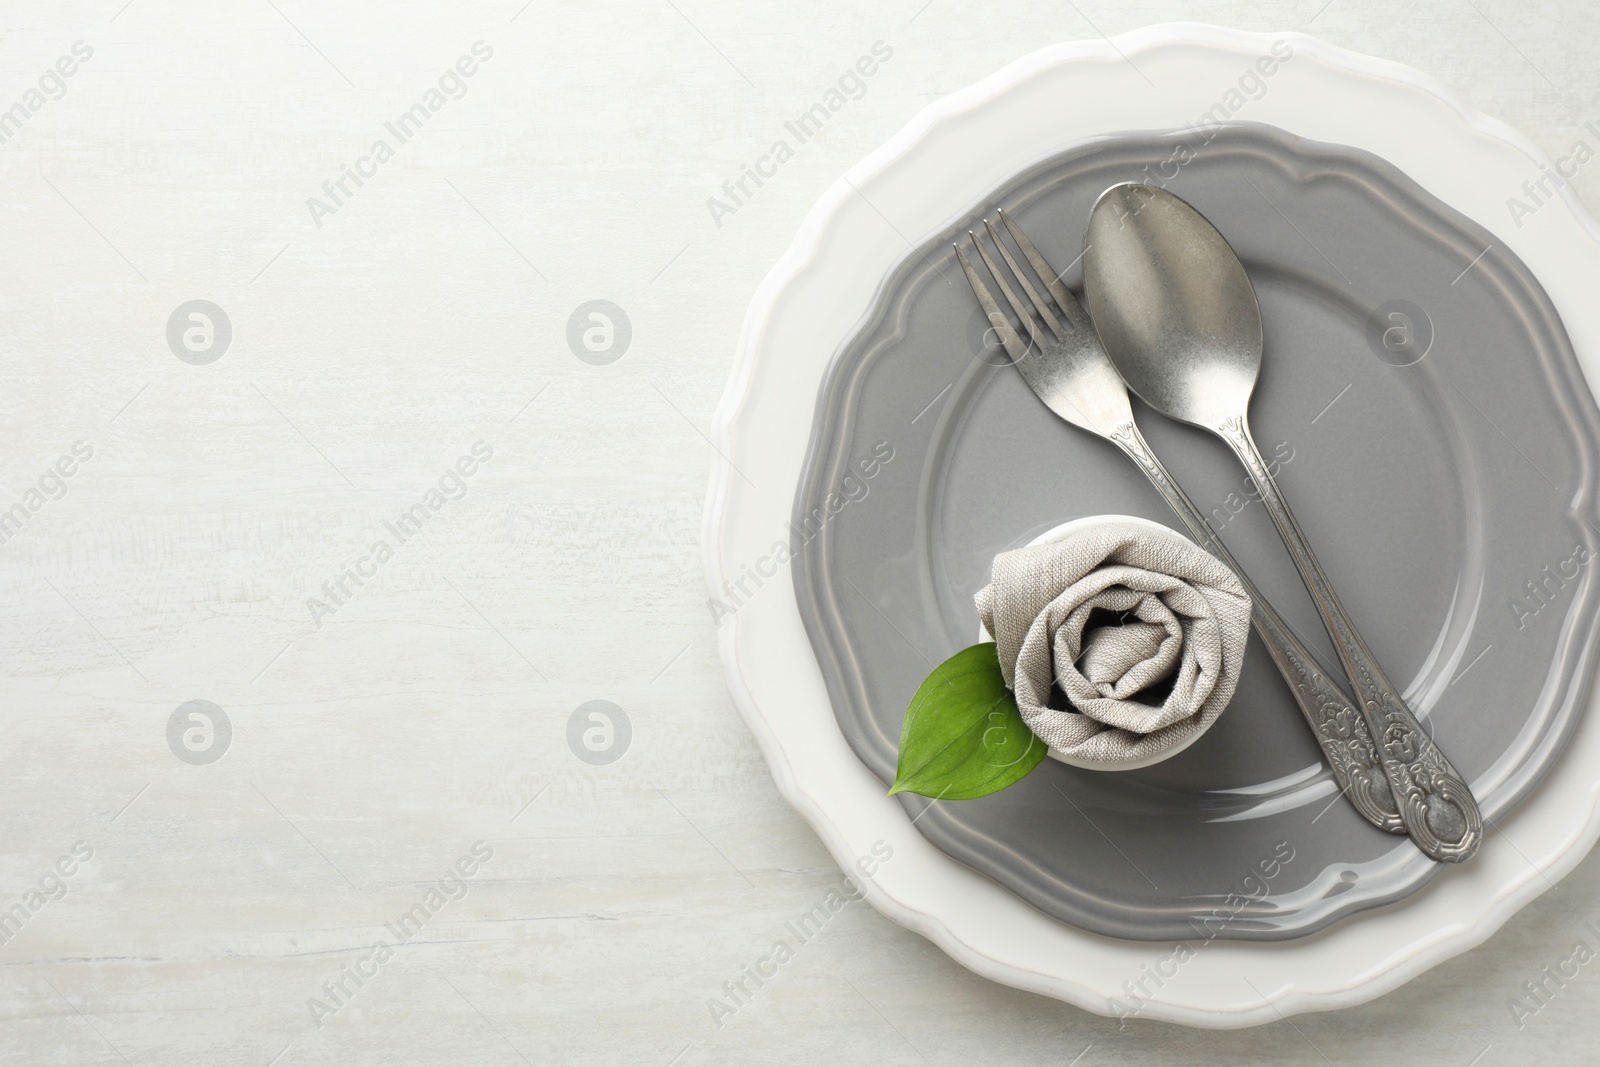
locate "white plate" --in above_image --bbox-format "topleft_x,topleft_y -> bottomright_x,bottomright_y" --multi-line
704,23 -> 1600,1027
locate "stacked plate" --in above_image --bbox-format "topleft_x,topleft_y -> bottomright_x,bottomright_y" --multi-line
705,24 -> 1600,1026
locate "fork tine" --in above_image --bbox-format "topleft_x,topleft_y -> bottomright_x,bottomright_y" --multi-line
983,218 -> 1064,341
955,245 -> 1027,362
997,209 -> 1090,331
969,229 -> 1048,354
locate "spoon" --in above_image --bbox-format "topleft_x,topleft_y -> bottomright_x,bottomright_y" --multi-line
1083,182 -> 1482,863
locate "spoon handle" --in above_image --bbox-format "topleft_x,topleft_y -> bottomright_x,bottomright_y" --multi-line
1215,415 -> 1483,862
1108,420 -> 1403,834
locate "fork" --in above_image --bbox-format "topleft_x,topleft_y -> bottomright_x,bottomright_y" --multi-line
956,211 -> 1403,835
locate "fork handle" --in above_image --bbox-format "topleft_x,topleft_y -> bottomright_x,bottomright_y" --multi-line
1108,420 -> 1404,834
1214,414 -> 1482,862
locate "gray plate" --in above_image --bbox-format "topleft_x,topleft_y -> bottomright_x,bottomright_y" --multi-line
792,124 -> 1600,942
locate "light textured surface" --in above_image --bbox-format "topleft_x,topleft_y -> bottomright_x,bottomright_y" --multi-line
2,1 -> 1598,1063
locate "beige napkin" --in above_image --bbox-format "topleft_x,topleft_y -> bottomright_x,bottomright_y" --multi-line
975,520 -> 1252,769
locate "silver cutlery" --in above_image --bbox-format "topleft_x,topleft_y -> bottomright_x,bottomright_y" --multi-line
1083,183 -> 1481,862
956,211 -> 1403,837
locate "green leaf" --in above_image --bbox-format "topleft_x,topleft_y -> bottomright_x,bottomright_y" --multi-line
889,642 -> 1048,800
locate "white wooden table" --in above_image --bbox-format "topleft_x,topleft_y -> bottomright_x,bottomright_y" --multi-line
2,1 -> 1597,1062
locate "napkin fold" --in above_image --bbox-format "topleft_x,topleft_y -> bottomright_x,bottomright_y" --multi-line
975,520 -> 1252,769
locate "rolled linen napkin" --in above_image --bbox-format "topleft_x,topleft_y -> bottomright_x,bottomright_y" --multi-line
975,519 -> 1252,769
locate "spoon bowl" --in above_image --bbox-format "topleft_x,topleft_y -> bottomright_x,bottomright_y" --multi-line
1084,182 -> 1263,428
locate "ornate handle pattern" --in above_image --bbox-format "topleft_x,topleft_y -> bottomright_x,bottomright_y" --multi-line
1215,416 -> 1482,862
1109,421 -> 1402,834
